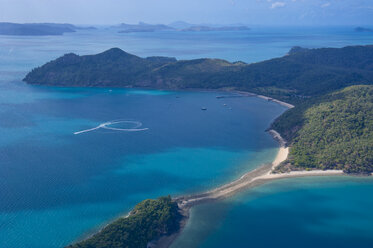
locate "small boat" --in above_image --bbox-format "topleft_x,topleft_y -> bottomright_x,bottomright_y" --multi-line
201,107 -> 207,110
223,104 -> 227,106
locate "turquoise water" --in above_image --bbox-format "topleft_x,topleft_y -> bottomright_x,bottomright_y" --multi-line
172,177 -> 373,248
0,84 -> 283,248
0,27 -> 373,247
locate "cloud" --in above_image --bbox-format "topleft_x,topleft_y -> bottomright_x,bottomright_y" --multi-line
271,1 -> 286,9
321,2 -> 331,8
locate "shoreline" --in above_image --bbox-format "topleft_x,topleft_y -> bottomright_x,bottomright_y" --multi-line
69,88 -> 295,247
30,82 -> 295,109
231,90 -> 295,109
69,91 -> 336,248
149,130 -> 343,248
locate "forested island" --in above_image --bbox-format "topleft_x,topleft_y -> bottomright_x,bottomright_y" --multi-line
24,45 -> 373,103
67,196 -> 182,248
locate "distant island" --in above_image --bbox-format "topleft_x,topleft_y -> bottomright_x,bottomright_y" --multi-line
0,22 -> 95,36
181,25 -> 250,32
114,21 -> 250,33
25,45 -> 373,247
355,27 -> 373,32
0,21 -> 251,35
115,22 -> 175,33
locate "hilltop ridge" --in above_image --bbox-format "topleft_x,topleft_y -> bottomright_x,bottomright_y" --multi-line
24,45 -> 373,102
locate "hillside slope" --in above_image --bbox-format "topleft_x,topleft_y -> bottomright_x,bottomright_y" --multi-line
24,45 -> 373,102
68,196 -> 181,248
272,85 -> 373,174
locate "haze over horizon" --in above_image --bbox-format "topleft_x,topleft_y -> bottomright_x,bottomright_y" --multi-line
0,0 -> 372,26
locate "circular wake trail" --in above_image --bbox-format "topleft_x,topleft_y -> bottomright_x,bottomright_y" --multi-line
74,120 -> 148,135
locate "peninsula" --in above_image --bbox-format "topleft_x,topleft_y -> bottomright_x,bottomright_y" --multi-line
68,129 -> 344,248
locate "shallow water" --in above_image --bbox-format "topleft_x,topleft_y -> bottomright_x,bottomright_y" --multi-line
0,27 -> 372,247
172,176 -> 373,248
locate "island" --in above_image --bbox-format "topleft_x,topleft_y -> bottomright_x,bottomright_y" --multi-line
112,22 -> 250,33
168,21 -> 194,29
24,45 -> 373,102
0,22 -> 95,36
355,27 -> 373,32
115,22 -> 175,33
181,25 -> 250,32
24,45 -> 373,247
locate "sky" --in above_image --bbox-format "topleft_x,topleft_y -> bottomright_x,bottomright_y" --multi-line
0,0 -> 372,25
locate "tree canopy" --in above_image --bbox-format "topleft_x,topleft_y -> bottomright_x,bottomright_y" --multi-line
272,85 -> 373,174
68,196 -> 182,248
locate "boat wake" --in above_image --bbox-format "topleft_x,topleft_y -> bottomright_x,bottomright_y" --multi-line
74,120 -> 149,135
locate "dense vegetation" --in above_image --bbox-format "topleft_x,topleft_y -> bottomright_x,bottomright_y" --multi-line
24,45 -> 373,103
272,85 -> 373,174
68,196 -> 182,248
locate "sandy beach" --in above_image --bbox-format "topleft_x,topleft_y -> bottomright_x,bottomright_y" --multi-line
175,135 -> 342,209
149,129 -> 344,248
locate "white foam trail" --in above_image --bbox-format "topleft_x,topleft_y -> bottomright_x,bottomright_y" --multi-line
103,127 -> 149,132
74,120 -> 148,135
74,126 -> 101,135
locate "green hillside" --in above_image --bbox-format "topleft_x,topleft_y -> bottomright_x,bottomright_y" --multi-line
68,196 -> 182,248
24,45 -> 373,102
272,85 -> 373,174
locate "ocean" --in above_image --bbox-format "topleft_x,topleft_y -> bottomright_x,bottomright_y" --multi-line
0,26 -> 372,247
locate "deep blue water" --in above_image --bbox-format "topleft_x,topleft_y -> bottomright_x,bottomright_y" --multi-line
172,177 -> 373,248
0,27 -> 373,247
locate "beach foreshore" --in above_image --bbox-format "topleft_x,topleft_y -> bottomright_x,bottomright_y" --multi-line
233,90 -> 295,109
148,130 -> 343,248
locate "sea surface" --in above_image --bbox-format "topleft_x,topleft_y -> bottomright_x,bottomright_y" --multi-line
0,26 -> 373,248
172,177 -> 373,248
